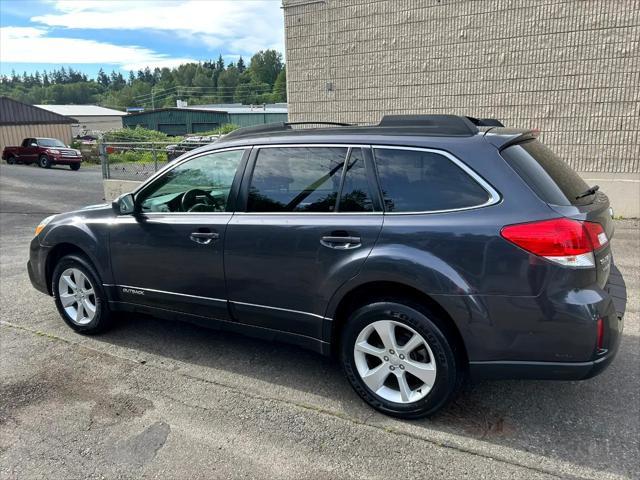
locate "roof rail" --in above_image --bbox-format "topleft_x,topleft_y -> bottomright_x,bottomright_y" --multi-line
378,114 -> 479,135
220,121 -> 353,141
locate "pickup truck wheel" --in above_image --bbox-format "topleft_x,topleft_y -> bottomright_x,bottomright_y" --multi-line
341,300 -> 461,418
70,163 -> 81,171
6,155 -> 16,165
52,254 -> 113,334
39,155 -> 52,168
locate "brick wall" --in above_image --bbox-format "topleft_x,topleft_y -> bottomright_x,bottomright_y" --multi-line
283,0 -> 639,173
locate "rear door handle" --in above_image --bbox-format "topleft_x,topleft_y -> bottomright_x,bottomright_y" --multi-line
189,231 -> 219,245
320,235 -> 362,250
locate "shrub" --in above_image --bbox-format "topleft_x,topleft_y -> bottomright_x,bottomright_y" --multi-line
103,126 -> 176,143
108,149 -> 168,164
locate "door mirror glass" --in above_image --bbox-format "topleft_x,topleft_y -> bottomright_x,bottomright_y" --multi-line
113,193 -> 135,215
30,143 -> 37,147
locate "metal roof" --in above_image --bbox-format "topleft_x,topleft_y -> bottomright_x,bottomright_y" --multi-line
189,103 -> 288,114
35,104 -> 127,117
0,97 -> 77,125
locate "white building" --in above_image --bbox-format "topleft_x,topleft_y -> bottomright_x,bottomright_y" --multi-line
35,105 -> 126,137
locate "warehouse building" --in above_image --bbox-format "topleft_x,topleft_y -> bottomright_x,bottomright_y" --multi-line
0,96 -> 76,153
282,0 -> 639,216
123,104 -> 288,135
36,104 -> 126,137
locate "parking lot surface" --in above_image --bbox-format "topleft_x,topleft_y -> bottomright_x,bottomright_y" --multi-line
1,164 -> 638,479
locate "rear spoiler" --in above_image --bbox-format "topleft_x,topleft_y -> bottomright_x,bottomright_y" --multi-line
466,116 -> 505,127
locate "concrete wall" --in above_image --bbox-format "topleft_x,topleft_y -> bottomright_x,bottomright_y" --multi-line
103,179 -> 142,202
282,0 -> 639,215
0,123 -> 73,152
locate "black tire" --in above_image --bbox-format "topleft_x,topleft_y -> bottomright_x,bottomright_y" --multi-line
39,155 -> 52,168
70,163 -> 81,171
341,300 -> 462,418
52,254 -> 113,334
6,155 -> 16,165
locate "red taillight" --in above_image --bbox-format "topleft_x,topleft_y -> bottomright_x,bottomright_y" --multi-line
500,218 -> 608,268
596,318 -> 605,351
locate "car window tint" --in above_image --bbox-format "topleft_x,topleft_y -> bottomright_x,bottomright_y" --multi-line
374,148 -> 490,212
247,147 -> 347,212
139,149 -> 244,213
339,148 -> 374,212
501,140 -> 592,206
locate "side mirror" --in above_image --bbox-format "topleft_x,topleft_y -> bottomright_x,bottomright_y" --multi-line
30,143 -> 37,147
112,193 -> 135,215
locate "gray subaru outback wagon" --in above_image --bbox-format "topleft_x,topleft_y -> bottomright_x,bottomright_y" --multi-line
28,115 -> 625,418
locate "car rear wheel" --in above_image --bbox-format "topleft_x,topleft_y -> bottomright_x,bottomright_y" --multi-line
341,300 -> 462,418
39,155 -> 51,168
70,163 -> 80,171
52,254 -> 113,334
6,155 -> 16,165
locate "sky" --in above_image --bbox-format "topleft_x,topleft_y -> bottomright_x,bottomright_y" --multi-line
0,0 -> 285,78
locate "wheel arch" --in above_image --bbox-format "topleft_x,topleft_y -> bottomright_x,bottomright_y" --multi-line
45,243 -> 98,295
327,281 -> 470,366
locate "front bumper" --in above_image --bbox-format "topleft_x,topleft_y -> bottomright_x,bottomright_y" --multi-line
27,237 -> 51,295
51,154 -> 82,165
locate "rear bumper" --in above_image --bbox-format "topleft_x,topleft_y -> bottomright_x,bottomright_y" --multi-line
469,335 -> 621,380
467,264 -> 625,381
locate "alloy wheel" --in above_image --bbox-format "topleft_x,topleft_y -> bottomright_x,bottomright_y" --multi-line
57,268 -> 97,325
353,320 -> 437,404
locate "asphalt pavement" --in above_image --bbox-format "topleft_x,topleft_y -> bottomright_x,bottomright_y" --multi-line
1,163 -> 638,479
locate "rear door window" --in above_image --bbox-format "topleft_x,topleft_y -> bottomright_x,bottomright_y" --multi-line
373,147 -> 491,212
247,147 -> 347,212
501,140 -> 591,206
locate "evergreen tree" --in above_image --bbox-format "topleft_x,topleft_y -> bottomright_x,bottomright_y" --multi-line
237,56 -> 246,73
273,67 -> 287,102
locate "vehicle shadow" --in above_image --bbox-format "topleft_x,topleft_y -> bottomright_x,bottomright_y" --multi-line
94,312 -> 638,478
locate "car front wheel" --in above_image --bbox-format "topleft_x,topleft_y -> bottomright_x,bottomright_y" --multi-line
39,155 -> 52,168
341,300 -> 462,418
52,254 -> 113,334
70,163 -> 80,171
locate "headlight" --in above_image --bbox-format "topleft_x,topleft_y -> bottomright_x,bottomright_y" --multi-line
75,150 -> 82,156
35,215 -> 56,236
48,149 -> 60,154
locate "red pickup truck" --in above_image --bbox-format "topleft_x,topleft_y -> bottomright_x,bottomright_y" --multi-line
2,137 -> 83,170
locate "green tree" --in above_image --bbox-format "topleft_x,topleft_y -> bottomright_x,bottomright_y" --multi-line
249,49 -> 283,87
273,67 -> 287,102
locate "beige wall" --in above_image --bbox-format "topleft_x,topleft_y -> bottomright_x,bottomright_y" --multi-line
283,0 -> 639,175
0,123 -> 73,152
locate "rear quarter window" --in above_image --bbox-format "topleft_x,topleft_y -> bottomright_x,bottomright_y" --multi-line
500,140 -> 592,206
373,148 -> 492,212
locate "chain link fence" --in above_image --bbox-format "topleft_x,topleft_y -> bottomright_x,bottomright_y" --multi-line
100,137 -> 219,181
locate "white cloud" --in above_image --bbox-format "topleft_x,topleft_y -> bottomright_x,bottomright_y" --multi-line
0,26 -> 196,71
32,0 -> 285,56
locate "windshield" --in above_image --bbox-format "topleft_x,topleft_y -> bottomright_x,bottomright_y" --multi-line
37,138 -> 66,148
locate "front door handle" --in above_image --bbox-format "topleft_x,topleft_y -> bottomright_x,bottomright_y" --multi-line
189,231 -> 219,245
320,235 -> 362,250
